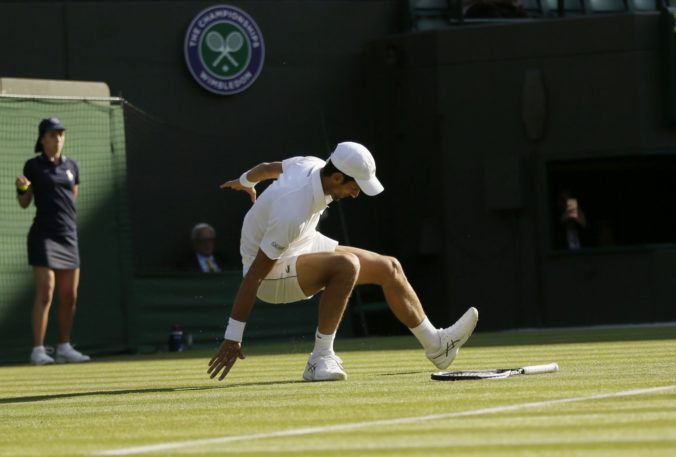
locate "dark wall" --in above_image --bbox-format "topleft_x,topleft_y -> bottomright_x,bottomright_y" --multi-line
4,2 -> 676,331
370,14 -> 676,329
0,0 -> 400,271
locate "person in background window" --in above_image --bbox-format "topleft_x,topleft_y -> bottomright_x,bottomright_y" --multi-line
557,190 -> 587,250
16,117 -> 90,365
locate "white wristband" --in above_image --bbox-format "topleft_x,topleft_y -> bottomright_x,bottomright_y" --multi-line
239,171 -> 257,188
224,318 -> 246,342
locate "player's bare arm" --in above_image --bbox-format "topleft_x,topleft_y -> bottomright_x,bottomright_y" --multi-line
207,249 -> 277,381
15,176 -> 33,208
220,161 -> 283,203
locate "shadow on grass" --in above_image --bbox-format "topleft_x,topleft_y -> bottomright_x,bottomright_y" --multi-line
0,379 -> 306,404
379,370 -> 429,376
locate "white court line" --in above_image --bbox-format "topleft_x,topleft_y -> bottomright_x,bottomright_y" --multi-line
95,384 -> 676,456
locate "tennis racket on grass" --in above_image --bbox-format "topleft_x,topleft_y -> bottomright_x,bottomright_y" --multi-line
431,362 -> 559,381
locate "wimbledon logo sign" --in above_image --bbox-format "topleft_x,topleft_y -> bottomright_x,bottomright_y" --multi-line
184,5 -> 265,95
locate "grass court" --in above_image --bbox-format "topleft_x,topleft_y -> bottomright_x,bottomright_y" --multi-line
1,325 -> 675,457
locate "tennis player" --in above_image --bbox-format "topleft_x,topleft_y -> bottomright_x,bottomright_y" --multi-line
16,118 -> 90,365
208,142 -> 478,381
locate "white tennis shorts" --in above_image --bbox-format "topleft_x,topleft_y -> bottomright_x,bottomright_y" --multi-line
256,232 -> 338,304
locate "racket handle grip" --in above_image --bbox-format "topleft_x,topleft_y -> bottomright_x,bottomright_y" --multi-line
522,363 -> 559,375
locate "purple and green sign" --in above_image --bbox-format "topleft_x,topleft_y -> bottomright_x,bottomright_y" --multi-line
184,5 -> 265,95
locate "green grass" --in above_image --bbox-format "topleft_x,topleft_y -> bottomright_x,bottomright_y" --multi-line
1,325 -> 675,457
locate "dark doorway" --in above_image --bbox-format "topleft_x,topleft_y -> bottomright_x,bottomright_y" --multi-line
547,155 -> 676,250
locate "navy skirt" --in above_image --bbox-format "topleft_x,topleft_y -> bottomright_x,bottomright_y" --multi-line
27,228 -> 80,269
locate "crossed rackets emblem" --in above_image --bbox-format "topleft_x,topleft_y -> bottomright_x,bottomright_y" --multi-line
205,30 -> 244,72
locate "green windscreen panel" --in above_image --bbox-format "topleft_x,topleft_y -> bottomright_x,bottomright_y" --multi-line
0,96 -> 133,364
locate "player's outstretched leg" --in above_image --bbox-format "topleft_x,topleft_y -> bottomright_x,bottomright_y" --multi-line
336,246 -> 478,369
425,307 -> 478,369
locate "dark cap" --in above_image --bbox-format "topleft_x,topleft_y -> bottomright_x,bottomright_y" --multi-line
34,117 -> 66,153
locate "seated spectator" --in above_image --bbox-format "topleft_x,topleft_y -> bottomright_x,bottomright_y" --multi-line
180,223 -> 226,272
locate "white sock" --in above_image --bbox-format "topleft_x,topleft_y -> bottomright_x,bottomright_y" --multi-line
313,329 -> 336,355
57,342 -> 72,352
32,345 -> 45,353
410,317 -> 440,352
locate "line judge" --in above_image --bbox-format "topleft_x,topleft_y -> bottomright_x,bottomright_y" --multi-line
16,118 -> 90,365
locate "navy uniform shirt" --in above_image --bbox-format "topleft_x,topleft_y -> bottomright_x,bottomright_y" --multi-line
23,154 -> 80,236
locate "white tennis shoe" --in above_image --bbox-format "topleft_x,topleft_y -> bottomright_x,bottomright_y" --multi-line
303,352 -> 347,381
30,346 -> 55,365
55,343 -> 91,363
426,307 -> 479,370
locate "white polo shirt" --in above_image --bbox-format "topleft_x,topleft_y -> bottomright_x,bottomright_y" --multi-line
240,156 -> 336,274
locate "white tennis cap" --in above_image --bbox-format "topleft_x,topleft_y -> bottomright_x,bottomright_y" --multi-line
329,142 -> 384,196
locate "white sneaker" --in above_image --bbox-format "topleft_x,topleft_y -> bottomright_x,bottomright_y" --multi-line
303,352 -> 347,381
426,307 -> 479,370
55,343 -> 91,363
30,346 -> 55,365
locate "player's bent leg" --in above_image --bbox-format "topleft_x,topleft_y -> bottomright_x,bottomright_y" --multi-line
296,252 -> 358,381
296,251 -> 360,335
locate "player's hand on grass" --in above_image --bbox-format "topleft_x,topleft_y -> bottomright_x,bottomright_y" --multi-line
208,339 -> 245,381
220,179 -> 257,203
